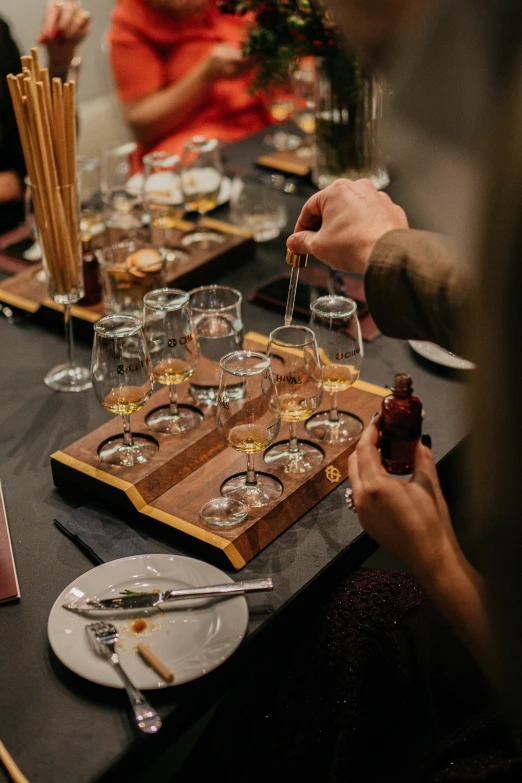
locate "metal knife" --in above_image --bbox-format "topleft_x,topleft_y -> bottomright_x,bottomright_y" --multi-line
63,578 -> 274,613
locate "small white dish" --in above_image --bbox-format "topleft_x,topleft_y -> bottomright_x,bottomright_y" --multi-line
408,340 -> 476,370
126,173 -> 232,208
48,554 -> 248,689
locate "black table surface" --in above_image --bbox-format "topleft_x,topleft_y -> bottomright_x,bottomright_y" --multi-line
0,129 -> 468,783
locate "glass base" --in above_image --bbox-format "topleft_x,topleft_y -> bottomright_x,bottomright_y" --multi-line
314,166 -> 390,191
98,434 -> 158,466
199,497 -> 248,528
45,363 -> 92,393
264,132 -> 301,151
146,405 -> 203,434
305,411 -> 363,444
181,231 -> 225,247
296,144 -> 315,160
221,473 -> 282,508
263,440 -> 324,474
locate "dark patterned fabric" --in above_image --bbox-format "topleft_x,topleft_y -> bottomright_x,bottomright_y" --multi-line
175,569 -> 522,783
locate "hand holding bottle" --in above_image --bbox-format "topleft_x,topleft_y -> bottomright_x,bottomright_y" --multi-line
348,420 -> 458,581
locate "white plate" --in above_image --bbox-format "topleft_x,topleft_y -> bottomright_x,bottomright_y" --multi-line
408,340 -> 476,370
48,554 -> 248,690
126,172 -> 232,208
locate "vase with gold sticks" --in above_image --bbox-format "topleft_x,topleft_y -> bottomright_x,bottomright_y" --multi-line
7,49 -> 91,392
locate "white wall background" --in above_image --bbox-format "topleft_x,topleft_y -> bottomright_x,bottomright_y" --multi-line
2,0 -> 114,101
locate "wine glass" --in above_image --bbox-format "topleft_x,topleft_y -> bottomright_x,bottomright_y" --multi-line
180,136 -> 225,248
264,325 -> 323,474
217,350 -> 282,507
142,151 -> 185,247
32,180 -> 92,392
78,155 -> 105,240
292,65 -> 316,158
92,314 -> 157,466
306,296 -> 364,443
142,289 -> 202,434
101,142 -> 144,242
264,85 -> 301,152
189,285 -> 243,406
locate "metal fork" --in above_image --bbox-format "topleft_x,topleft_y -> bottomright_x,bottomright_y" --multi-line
86,622 -> 162,734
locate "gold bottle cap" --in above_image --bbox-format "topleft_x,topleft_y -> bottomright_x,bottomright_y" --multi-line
285,249 -> 308,268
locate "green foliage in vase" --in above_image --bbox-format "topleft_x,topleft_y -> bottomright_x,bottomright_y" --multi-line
217,0 -> 343,89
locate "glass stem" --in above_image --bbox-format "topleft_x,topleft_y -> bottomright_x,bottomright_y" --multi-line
169,384 -> 179,417
198,210 -> 210,250
329,391 -> 340,423
246,453 -> 257,486
64,303 -> 74,368
122,414 -> 134,448
288,422 -> 299,454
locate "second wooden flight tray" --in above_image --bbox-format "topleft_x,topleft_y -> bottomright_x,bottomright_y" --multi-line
50,333 -> 387,569
0,217 -> 254,325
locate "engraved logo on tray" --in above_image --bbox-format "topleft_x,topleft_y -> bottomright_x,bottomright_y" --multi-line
325,465 -> 341,484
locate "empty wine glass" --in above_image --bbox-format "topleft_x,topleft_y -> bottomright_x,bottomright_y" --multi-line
306,296 -> 364,443
142,151 -> 185,247
143,289 -> 202,434
180,136 -> 225,248
217,350 -> 282,507
78,155 -> 104,239
92,314 -> 157,466
101,143 -> 144,242
292,65 -> 316,158
264,325 -> 323,474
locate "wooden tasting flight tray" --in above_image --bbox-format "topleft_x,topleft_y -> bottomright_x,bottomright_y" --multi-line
51,333 -> 387,569
0,218 -> 253,324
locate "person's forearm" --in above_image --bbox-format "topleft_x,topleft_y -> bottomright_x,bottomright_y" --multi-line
124,62 -> 213,147
364,228 -> 474,354
414,547 -> 497,678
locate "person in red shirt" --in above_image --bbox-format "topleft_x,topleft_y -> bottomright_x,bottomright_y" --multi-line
108,0 -> 274,164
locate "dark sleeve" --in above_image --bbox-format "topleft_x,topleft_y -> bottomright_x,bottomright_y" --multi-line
363,228 -> 474,354
0,18 -> 26,182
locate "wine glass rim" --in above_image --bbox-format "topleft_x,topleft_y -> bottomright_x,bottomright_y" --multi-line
268,324 -> 316,348
183,136 -> 218,153
142,151 -> 180,168
102,141 -> 137,159
220,350 -> 270,376
94,313 -> 143,338
310,295 -> 358,318
189,285 -> 242,311
143,288 -> 189,311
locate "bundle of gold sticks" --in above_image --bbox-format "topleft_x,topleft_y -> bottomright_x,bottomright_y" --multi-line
7,48 -> 79,296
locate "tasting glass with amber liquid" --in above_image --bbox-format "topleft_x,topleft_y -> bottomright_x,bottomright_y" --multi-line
307,296 -> 363,443
265,325 -> 323,474
142,151 -> 185,247
216,350 -> 282,510
180,136 -> 224,248
92,315 -> 157,466
143,289 -> 202,434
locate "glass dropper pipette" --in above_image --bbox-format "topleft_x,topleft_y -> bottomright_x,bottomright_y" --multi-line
284,249 -> 308,326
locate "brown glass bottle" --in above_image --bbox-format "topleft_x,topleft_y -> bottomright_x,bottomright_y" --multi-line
380,374 -> 422,475
79,235 -> 102,306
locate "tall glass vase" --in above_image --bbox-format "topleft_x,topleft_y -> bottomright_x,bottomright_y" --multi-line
33,181 -> 92,392
312,54 -> 389,190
